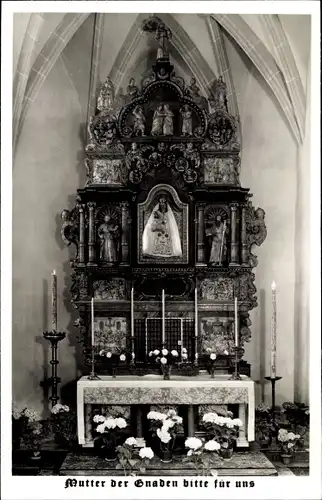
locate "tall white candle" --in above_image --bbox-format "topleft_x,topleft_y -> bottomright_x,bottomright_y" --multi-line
234,297 -> 238,347
91,297 -> 95,347
271,281 -> 277,378
162,289 -> 165,344
195,288 -> 198,338
131,287 -> 134,337
52,270 -> 57,331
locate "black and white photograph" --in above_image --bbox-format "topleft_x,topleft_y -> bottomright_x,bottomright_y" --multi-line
1,2 -> 321,499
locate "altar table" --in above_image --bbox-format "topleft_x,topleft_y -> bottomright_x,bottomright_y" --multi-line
77,374 -> 255,448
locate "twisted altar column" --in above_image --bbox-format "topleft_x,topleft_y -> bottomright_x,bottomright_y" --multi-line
229,203 -> 239,266
87,202 -> 96,265
196,204 -> 206,266
241,204 -> 248,266
120,202 -> 130,266
78,203 -> 85,266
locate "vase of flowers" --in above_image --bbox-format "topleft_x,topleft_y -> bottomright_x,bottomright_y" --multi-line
184,437 -> 221,475
93,414 -> 128,461
50,404 -> 77,448
202,412 -> 243,459
13,406 -> 44,459
255,402 -> 275,448
148,348 -> 179,380
147,409 -> 183,462
116,437 -> 154,475
204,348 -> 218,378
98,349 -> 129,377
277,428 -> 300,465
280,402 -> 309,448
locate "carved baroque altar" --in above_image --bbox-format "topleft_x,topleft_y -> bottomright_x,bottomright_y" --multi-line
61,17 -> 266,444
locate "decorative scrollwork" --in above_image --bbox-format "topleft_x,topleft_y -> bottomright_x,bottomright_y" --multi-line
245,203 -> 267,267
70,272 -> 89,304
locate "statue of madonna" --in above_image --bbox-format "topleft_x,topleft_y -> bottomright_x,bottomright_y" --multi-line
142,197 -> 182,258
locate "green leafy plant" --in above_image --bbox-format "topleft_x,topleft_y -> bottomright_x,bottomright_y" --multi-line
93,414 -> 128,455
277,428 -> 300,455
147,409 -> 183,456
255,402 -> 275,445
280,402 -> 309,440
50,404 -> 77,447
12,405 -> 44,452
115,438 -> 154,475
183,437 -> 220,476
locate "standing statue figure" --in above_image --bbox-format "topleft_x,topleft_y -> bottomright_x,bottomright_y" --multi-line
127,78 -> 139,99
151,105 -> 165,136
180,105 -> 193,136
163,104 -> 174,136
155,22 -> 172,60
187,77 -> 200,99
132,106 -> 146,136
206,215 -> 228,265
97,77 -> 114,112
98,214 -> 119,262
214,76 -> 227,110
143,197 -> 182,258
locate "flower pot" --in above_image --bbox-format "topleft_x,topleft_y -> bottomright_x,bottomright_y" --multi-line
280,453 -> 293,465
102,448 -> 117,462
160,450 -> 173,463
161,365 -> 172,380
259,438 -> 270,449
220,447 -> 234,459
30,450 -> 41,461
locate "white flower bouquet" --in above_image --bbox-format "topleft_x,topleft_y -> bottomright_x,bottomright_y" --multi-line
205,348 -> 218,377
116,437 -> 154,475
147,409 -> 183,461
93,414 -> 129,459
201,412 -> 243,456
277,428 -> 300,455
183,437 -> 221,475
98,349 -> 130,376
148,347 -> 179,379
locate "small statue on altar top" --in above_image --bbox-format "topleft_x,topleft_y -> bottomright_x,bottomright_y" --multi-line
132,105 -> 146,136
98,214 -> 119,263
180,105 -> 193,136
206,215 -> 228,266
163,104 -> 174,136
187,77 -> 200,99
212,76 -> 228,110
127,78 -> 139,99
155,22 -> 172,60
97,77 -> 114,112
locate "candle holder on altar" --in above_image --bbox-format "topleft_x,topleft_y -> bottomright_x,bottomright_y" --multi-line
229,346 -> 244,380
88,346 -> 101,380
265,375 -> 282,423
43,330 -> 66,407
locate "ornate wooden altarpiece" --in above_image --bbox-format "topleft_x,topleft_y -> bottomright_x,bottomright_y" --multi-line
61,18 -> 267,377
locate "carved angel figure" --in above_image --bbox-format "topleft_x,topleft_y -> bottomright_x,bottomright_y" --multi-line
206,215 -> 228,265
132,105 -> 146,136
97,78 -> 114,112
127,78 -> 139,99
187,77 -> 200,99
143,197 -> 182,258
180,105 -> 193,136
155,22 -> 172,60
98,215 -> 119,262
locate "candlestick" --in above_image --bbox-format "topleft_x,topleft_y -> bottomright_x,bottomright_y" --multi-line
43,330 -> 66,406
195,288 -> 198,363
131,287 -> 134,336
234,296 -> 238,347
271,281 -> 277,378
52,270 -> 57,331
91,297 -> 95,347
162,289 -> 165,344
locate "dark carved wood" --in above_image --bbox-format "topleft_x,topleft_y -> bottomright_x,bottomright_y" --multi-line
61,28 -> 267,374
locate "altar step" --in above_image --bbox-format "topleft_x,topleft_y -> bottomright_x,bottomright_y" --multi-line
59,451 -> 277,476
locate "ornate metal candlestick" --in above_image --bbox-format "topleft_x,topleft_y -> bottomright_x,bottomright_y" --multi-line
88,346 -> 100,380
229,346 -> 244,380
265,375 -> 282,423
43,330 -> 66,407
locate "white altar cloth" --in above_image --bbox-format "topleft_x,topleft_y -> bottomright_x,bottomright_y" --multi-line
77,374 -> 255,447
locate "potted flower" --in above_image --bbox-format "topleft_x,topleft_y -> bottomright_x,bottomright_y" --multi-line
201,412 -> 243,459
93,414 -> 128,461
280,402 -> 309,448
277,428 -> 300,465
17,407 -> 44,460
255,402 -> 274,448
116,437 -> 154,475
205,348 -> 218,378
147,409 -> 183,463
148,347 -> 179,380
50,404 -> 77,448
98,349 -> 129,377
183,437 -> 221,475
